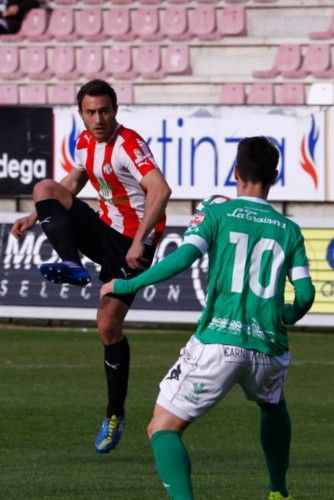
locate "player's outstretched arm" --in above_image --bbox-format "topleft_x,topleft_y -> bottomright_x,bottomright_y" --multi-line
100,243 -> 202,298
282,277 -> 315,325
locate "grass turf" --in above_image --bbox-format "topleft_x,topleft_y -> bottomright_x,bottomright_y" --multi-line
0,327 -> 333,499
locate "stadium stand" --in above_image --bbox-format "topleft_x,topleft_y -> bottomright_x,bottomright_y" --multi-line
0,0 -> 332,105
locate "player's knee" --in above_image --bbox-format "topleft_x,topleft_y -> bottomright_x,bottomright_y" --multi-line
97,317 -> 123,344
33,178 -> 58,201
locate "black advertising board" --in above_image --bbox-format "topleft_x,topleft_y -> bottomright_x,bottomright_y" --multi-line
0,219 -> 206,316
0,107 -> 52,196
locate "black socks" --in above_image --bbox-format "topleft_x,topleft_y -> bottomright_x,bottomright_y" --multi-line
104,337 -> 130,418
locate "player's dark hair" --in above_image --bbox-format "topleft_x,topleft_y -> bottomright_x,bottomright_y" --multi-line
236,136 -> 279,186
77,80 -> 118,111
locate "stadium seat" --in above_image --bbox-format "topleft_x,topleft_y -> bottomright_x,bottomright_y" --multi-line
189,6 -> 221,41
49,46 -> 78,80
225,0 -> 249,4
53,0 -> 77,4
82,0 -> 105,4
77,46 -> 106,79
111,0 -> 133,4
0,46 -> 23,79
168,0 -> 189,4
197,0 -> 219,4
160,7 -> 192,41
48,83 -> 76,105
20,83 -> 47,104
112,83 -> 134,104
276,83 -> 305,105
76,8 -> 106,41
21,46 -> 50,79
0,84 -> 19,104
218,83 -> 245,104
310,13 -> 334,40
307,83 -> 334,104
105,46 -> 137,79
132,7 -> 163,41
138,0 -> 161,4
247,83 -> 274,104
253,44 -> 302,78
103,8 -> 134,41
21,8 -> 50,41
218,7 -> 246,36
134,45 -> 164,79
48,8 -> 78,41
282,44 -> 331,78
163,44 -> 190,75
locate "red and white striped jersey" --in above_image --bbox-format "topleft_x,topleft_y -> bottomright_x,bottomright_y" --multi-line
74,124 -> 166,245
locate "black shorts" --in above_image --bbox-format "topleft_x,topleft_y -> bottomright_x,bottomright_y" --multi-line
69,196 -> 156,306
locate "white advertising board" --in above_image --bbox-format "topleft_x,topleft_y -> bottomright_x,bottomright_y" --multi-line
54,106 -> 326,201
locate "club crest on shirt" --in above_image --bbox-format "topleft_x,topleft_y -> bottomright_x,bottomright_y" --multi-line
190,212 -> 205,225
103,163 -> 113,175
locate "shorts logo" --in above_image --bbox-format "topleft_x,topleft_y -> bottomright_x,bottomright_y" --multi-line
184,382 -> 208,406
166,364 -> 181,381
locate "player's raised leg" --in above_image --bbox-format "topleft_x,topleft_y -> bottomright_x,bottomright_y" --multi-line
33,178 -> 91,287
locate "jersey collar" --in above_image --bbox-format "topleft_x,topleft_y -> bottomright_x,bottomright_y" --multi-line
237,196 -> 269,205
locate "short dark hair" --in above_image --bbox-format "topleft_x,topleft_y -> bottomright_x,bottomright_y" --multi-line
77,80 -> 118,111
236,136 -> 279,186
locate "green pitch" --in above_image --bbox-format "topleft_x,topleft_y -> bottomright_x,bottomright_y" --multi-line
0,327 -> 333,499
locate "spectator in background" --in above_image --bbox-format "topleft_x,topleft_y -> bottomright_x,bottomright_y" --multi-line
0,0 -> 40,34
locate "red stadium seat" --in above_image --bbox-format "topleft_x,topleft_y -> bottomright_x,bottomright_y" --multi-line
276,83 -> 305,105
253,44 -> 302,79
103,8 -> 134,41
20,83 -> 47,104
219,83 -> 245,104
21,8 -> 50,41
112,83 -> 134,105
283,44 -> 331,78
218,7 -> 246,36
21,46 -> 50,79
160,7 -> 192,41
134,45 -> 164,78
76,8 -> 106,41
189,6 -> 221,41
48,83 -> 76,105
0,46 -> 23,79
0,84 -> 19,104
163,44 -> 190,75
77,46 -> 106,79
132,7 -> 163,41
50,46 -> 78,80
48,8 -> 78,41
105,46 -> 137,79
247,83 -> 274,104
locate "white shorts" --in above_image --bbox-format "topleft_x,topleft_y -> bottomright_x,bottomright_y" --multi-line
157,336 -> 291,422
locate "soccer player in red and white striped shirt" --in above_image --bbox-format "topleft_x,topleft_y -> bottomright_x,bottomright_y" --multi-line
11,80 -> 171,453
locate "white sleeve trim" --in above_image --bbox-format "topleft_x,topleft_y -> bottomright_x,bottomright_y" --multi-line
182,235 -> 208,255
289,265 -> 311,281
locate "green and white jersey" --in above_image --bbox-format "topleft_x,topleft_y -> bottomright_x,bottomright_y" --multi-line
183,196 -> 311,355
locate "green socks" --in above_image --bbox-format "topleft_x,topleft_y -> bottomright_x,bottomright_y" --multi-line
150,430 -> 194,500
260,400 -> 291,497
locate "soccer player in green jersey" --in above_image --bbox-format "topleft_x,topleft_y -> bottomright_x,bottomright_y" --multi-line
101,136 -> 315,500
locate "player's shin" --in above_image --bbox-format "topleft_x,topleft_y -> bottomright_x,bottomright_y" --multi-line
150,430 -> 194,500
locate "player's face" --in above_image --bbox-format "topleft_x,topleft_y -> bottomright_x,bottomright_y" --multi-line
79,94 -> 117,143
